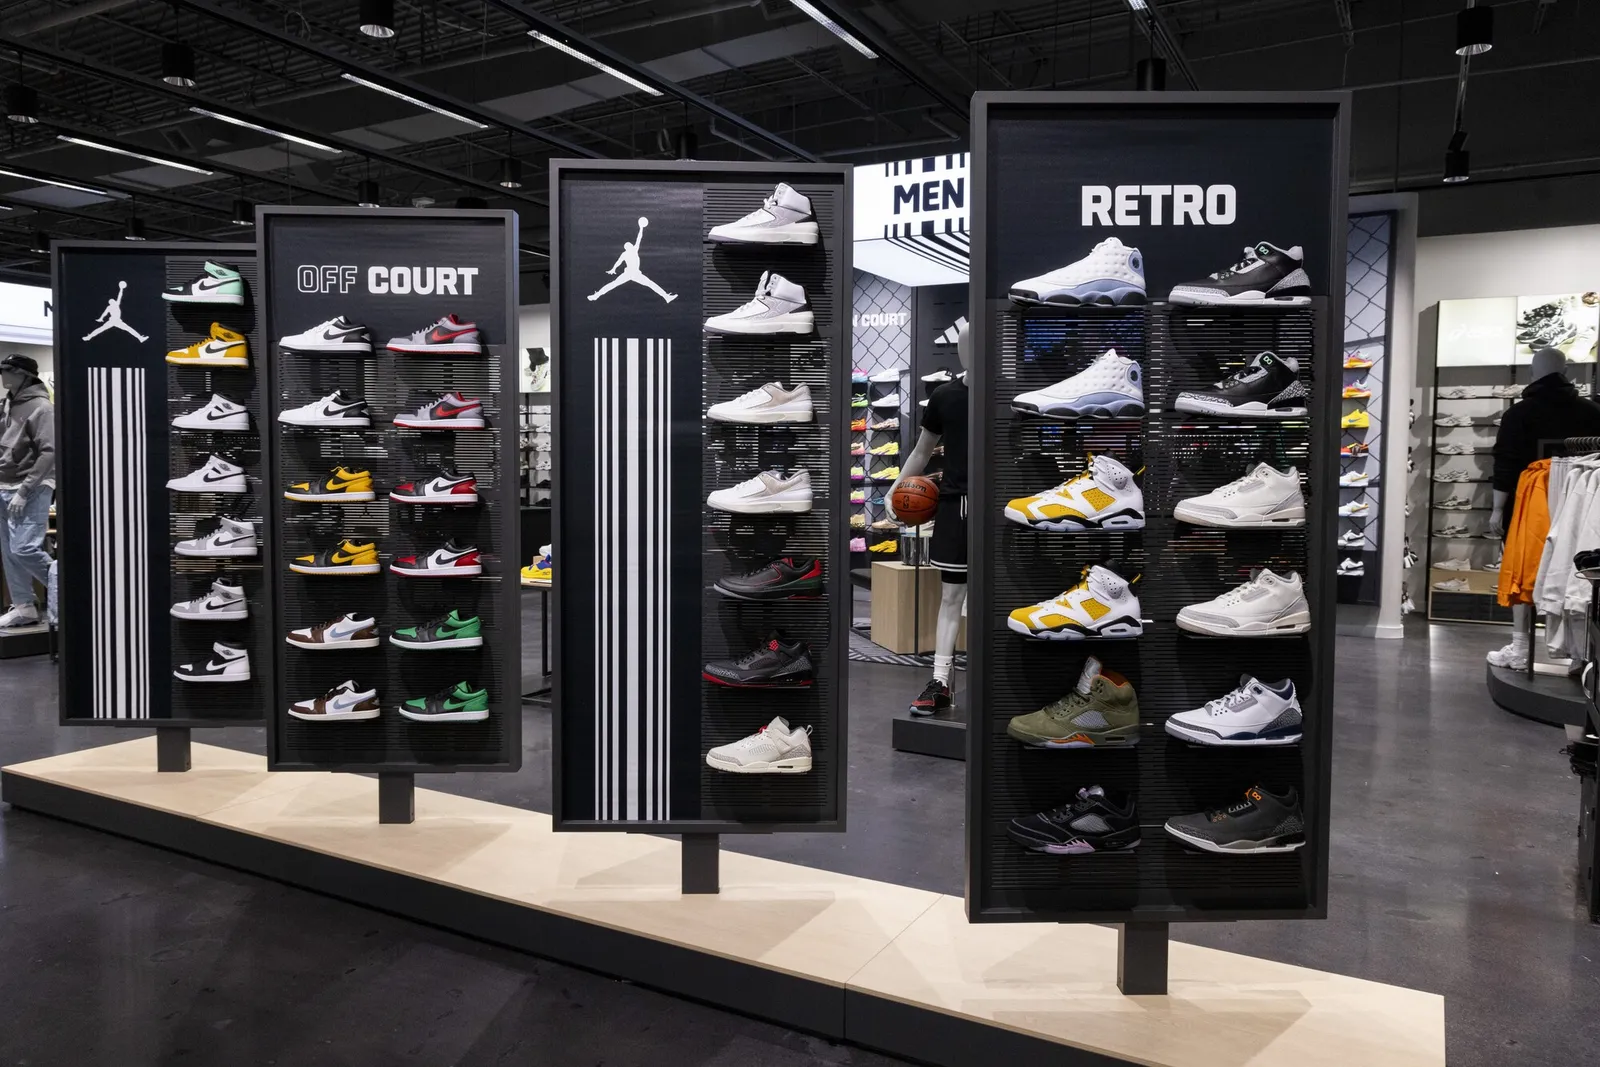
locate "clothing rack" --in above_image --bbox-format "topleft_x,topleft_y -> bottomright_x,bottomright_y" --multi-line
1520,437 -> 1600,679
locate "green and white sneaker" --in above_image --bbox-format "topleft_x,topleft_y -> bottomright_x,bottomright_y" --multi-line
163,261 -> 245,305
398,681 -> 489,722
389,609 -> 483,650
1005,656 -> 1141,748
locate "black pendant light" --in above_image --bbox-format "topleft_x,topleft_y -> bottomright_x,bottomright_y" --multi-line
497,158 -> 523,189
673,128 -> 699,160
1443,129 -> 1470,183
360,0 -> 397,39
29,230 -> 49,254
232,198 -> 254,226
357,179 -> 381,207
162,41 -> 196,87
1136,57 -> 1167,91
125,216 -> 147,241
1455,4 -> 1493,56
4,84 -> 38,124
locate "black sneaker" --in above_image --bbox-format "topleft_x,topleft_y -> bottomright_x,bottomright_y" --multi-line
909,678 -> 953,717
1174,352 -> 1308,419
1168,241 -> 1312,306
703,631 -> 814,688
1007,786 -> 1140,855
1164,784 -> 1306,854
714,557 -> 823,601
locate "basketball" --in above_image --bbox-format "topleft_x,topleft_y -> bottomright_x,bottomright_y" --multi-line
891,476 -> 939,525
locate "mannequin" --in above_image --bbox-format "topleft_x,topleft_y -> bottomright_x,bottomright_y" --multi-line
891,322 -> 969,716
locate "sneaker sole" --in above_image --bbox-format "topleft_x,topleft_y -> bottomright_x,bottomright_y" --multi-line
279,341 -> 373,354
172,418 -> 250,431
1162,719 -> 1301,746
1007,618 -> 1143,640
705,754 -> 813,773
712,584 -> 823,602
166,356 -> 248,368
1006,723 -> 1140,748
1006,827 -> 1141,854
167,481 -> 247,493
1008,280 -> 1146,306
397,707 -> 489,722
1010,397 -> 1145,419
289,564 -> 380,575
288,707 -> 380,721
1174,395 -> 1307,419
704,314 -> 815,336
1163,822 -> 1305,853
389,635 -> 484,650
1003,507 -> 1145,532
173,671 -> 250,682
392,418 -> 486,429
701,673 -> 814,688
1175,610 -> 1311,637
163,292 -> 244,305
174,546 -> 256,558
170,608 -> 247,621
285,636 -> 380,650
1168,289 -> 1312,307
706,407 -> 813,424
1171,503 -> 1306,528
284,491 -> 375,503
706,498 -> 812,515
388,493 -> 479,505
279,416 -> 371,427
386,343 -> 484,355
389,566 -> 483,578
707,222 -> 820,245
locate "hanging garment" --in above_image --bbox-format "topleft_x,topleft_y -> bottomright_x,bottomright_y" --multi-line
1532,458 -> 1600,658
1498,458 -> 1552,606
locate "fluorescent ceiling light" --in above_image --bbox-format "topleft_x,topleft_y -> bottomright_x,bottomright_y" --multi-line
340,73 -> 489,129
0,166 -> 111,196
519,245 -> 550,259
786,1 -> 878,58
1126,0 -> 1149,9
56,134 -> 214,175
188,107 -> 341,155
526,31 -> 664,96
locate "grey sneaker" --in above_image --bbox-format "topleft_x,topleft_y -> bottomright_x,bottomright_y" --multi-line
1164,785 -> 1306,854
704,272 -> 814,335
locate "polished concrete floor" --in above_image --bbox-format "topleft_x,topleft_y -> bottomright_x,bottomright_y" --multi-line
2,611 -> 1597,1066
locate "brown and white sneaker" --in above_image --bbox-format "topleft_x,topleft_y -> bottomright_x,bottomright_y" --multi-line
287,680 -> 380,722
285,612 -> 379,650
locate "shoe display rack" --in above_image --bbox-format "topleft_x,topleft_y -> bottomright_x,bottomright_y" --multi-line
549,160 -> 851,838
851,370 -> 903,558
518,396 -> 551,508
258,207 -> 521,784
53,241 -> 269,732
967,92 -> 1347,969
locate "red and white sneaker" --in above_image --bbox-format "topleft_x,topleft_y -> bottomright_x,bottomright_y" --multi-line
386,314 -> 483,355
390,541 -> 483,577
392,392 -> 486,429
389,466 -> 479,505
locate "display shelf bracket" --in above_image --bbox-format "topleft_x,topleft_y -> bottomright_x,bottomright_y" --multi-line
1116,921 -> 1169,995
156,727 -> 191,773
682,833 -> 720,894
379,773 -> 415,824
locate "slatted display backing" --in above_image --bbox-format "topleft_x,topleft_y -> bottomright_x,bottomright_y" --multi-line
975,300 -> 1325,919
699,183 -> 846,825
166,255 -> 269,723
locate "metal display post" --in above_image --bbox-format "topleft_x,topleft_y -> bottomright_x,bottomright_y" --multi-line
681,833 -> 720,894
156,727 -> 191,772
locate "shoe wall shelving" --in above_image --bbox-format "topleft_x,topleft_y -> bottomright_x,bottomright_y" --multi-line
258,207 -> 521,774
967,92 -> 1347,933
54,241 -> 269,728
549,160 -> 851,833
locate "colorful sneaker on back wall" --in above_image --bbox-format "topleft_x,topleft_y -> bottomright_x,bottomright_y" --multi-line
389,465 -> 478,505
390,610 -> 484,650
166,323 -> 248,368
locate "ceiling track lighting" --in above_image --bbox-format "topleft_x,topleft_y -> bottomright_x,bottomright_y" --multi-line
125,216 -> 146,241
525,30 -> 665,96
188,107 -> 341,155
4,83 -> 39,124
232,198 -> 254,226
360,0 -> 397,40
0,166 -> 110,197
57,134 -> 214,176
1443,129 -> 1471,183
784,1 -> 878,59
161,41 -> 196,87
1456,4 -> 1494,56
497,157 -> 523,189
340,73 -> 488,129
29,230 -> 50,255
357,179 -> 381,208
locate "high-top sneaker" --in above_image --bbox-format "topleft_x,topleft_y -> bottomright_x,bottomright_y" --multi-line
1007,564 -> 1143,640
704,272 -> 814,335
708,183 -> 819,245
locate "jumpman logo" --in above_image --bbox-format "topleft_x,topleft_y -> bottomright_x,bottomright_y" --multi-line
82,280 -> 148,343
588,217 -> 677,304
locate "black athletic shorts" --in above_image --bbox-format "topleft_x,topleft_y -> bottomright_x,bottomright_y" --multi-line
929,494 -> 968,572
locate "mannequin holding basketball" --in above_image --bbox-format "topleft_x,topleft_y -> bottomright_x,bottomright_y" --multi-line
889,320 -> 969,717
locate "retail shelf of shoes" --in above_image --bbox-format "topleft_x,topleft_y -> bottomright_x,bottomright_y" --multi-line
517,397 -> 552,508
848,366 -> 906,559
260,208 -> 520,773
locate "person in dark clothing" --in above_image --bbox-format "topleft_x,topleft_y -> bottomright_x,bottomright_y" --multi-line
1490,347 -> 1600,536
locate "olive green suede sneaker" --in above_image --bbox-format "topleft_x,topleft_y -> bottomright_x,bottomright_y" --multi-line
1006,657 -> 1140,748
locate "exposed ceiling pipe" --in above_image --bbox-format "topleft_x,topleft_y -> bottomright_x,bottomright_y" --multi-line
11,0 -> 139,36
0,197 -> 195,240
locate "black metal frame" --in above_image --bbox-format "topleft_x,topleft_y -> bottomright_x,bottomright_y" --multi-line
548,159 -> 853,834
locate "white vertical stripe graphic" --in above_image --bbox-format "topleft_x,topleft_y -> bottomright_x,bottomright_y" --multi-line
624,338 -> 641,821
609,337 -> 622,821
659,339 -> 671,820
130,368 -> 148,720
89,370 -> 103,718
642,338 -> 654,822
110,368 -> 126,719
593,338 -> 602,817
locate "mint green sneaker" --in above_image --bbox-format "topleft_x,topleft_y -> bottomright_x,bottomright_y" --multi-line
163,261 -> 244,306
398,681 -> 489,722
389,609 -> 483,651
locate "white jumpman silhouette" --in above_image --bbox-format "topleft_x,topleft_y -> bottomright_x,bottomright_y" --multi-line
588,217 -> 677,303
82,280 -> 148,343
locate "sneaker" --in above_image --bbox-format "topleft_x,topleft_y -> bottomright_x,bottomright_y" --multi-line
1434,524 -> 1470,538
1337,557 -> 1365,577
173,640 -> 250,682
704,272 -> 813,335
1436,496 -> 1474,510
288,680 -> 381,722
1008,564 -> 1142,640
849,536 -> 866,552
707,182 -> 819,245
1434,558 -> 1471,571
390,609 -> 484,650
1437,443 -> 1479,455
1166,676 -> 1303,746
851,392 -> 868,408
850,417 -> 867,433
1176,569 -> 1309,637
286,613 -> 380,650
280,315 -> 373,354
1340,408 -> 1370,429
522,553 -> 552,587
1007,786 -> 1141,854
392,392 -> 485,429
869,416 -> 899,431
386,313 -> 483,355
707,469 -> 812,514
1343,352 -> 1375,369
1438,386 -> 1474,400
1337,530 -> 1365,548
872,466 -> 901,483
1401,594 -> 1415,614
850,489 -> 866,505
1433,577 -> 1471,592
1011,349 -> 1144,419
921,369 -> 954,384
173,393 -> 250,431
909,678 -> 953,717
1174,463 -> 1304,528
398,681 -> 489,722
1005,454 -> 1145,531
869,368 -> 900,383
714,557 -> 824,601
1009,237 -> 1146,306
1338,470 -> 1371,487
171,577 -> 247,621
869,442 -> 900,456
1434,469 -> 1475,483
390,541 -> 482,578
705,716 -> 813,773
869,540 -> 895,553
284,466 -> 374,503
279,389 -> 371,428
1434,414 -> 1474,427
1168,241 -> 1311,306
1337,500 -> 1370,517
289,539 -> 379,575
870,392 -> 903,410
1403,547 -> 1417,569
1486,642 -> 1528,669
1006,656 -> 1140,748
1342,378 -> 1372,398
1174,352 -> 1306,419
0,603 -> 41,629
1484,556 -> 1502,572
162,261 -> 244,305
175,517 -> 257,558
166,322 -> 248,368
702,631 -> 814,688
871,519 -> 900,532
707,382 -> 813,424
167,454 -> 247,493
1339,442 -> 1369,457
851,369 -> 868,385
1164,785 -> 1306,853
389,466 -> 478,505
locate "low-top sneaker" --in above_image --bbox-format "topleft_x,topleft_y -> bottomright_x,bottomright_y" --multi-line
706,382 -> 813,424
1164,785 -> 1306,853
704,272 -> 814,335
279,315 -> 372,354
1433,577 -> 1471,592
284,466 -> 375,503
392,392 -> 486,429
174,517 -> 256,558
290,539 -> 380,575
714,557 -> 824,601
1168,241 -> 1311,306
1165,676 -> 1304,746
390,541 -> 482,577
1008,564 -> 1143,640
706,183 -> 819,245
279,389 -> 371,427
386,314 -> 483,355
173,640 -> 249,682
390,609 -> 484,650
1336,530 -> 1365,548
389,466 -> 479,505
1174,463 -> 1305,528
398,681 -> 489,722
167,454 -> 247,493
702,631 -> 814,688
1006,656 -> 1141,748
705,716 -> 813,773
706,469 -> 812,514
1009,237 -> 1146,306
288,680 -> 380,722
1004,454 -> 1145,531
172,393 -> 249,431
286,613 -> 380,649
170,577 -> 247,621
870,391 -> 903,410
1007,786 -> 1141,854
1176,569 -> 1310,637
1011,348 -> 1144,419
1337,557 -> 1365,576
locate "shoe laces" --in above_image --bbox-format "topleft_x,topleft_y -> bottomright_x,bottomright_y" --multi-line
732,469 -> 781,494
1046,787 -> 1100,822
917,678 -> 948,702
731,384 -> 773,405
1201,684 -> 1255,717
1213,246 -> 1262,279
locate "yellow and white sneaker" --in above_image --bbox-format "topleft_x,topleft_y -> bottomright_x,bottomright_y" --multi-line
289,539 -> 380,576
167,322 -> 248,368
1004,454 -> 1144,532
284,466 -> 375,503
1008,565 -> 1143,640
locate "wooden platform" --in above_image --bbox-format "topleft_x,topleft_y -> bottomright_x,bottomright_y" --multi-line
1,739 -> 1446,1067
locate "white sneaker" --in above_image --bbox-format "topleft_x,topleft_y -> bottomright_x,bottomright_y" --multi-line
1007,564 -> 1143,640
1401,594 -> 1416,614
279,389 -> 371,427
1337,500 -> 1370,517
1434,469 -> 1475,483
175,517 -> 257,558
1486,642 -> 1529,669
0,603 -> 40,628
1009,237 -> 1146,306
1438,443 -> 1478,455
1435,524 -> 1470,538
921,369 -> 954,384
1338,470 -> 1370,487
1436,496 -> 1474,510
279,315 -> 373,354
1433,577 -> 1471,592
1004,454 -> 1144,531
288,680 -> 382,722
869,368 -> 901,384
870,391 -> 903,410
1177,569 -> 1310,637
173,394 -> 250,431
705,716 -> 814,773
1435,414 -> 1475,427
707,183 -> 819,245
1434,558 -> 1471,571
707,382 -> 813,424
704,272 -> 813,335
1337,558 -> 1365,576
1010,348 -> 1144,419
1165,676 -> 1303,746
707,469 -> 813,514
1337,530 -> 1365,548
171,578 -> 247,621
166,454 -> 247,493
1174,463 -> 1304,528
173,640 -> 250,682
